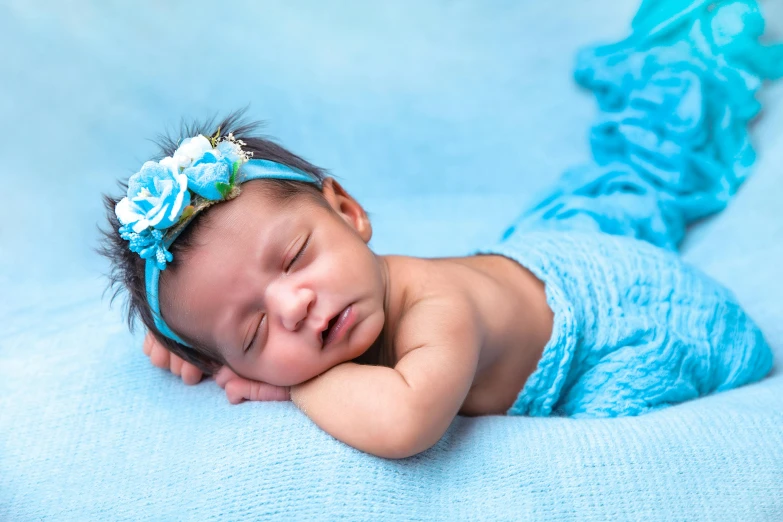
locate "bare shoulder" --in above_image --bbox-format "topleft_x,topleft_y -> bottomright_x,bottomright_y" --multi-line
393,282 -> 484,362
390,284 -> 483,432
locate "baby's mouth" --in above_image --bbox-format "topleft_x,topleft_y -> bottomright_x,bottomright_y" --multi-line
320,312 -> 342,347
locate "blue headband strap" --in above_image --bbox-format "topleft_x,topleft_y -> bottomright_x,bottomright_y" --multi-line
146,158 -> 319,346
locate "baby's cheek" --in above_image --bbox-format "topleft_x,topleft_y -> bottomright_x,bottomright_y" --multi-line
265,347 -> 317,387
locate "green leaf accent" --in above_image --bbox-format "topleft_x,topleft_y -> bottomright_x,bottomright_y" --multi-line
209,126 -> 222,148
215,182 -> 231,199
230,161 -> 239,185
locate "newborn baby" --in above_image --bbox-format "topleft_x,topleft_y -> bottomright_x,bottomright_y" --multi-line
105,0 -> 781,460
105,113 -> 771,459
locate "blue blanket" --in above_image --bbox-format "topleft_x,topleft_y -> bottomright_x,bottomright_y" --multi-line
2,0 -> 782,520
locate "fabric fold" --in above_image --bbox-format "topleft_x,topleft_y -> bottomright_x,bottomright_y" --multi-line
503,0 -> 783,250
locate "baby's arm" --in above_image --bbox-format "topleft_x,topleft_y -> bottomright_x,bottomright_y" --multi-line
290,297 -> 481,459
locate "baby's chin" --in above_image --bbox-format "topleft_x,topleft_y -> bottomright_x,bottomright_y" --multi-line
347,306 -> 387,362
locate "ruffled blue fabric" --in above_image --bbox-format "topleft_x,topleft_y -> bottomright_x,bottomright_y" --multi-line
503,0 -> 783,250
482,230 -> 773,417
480,0 -> 780,418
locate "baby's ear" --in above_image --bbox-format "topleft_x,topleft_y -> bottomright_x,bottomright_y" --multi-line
322,178 -> 372,243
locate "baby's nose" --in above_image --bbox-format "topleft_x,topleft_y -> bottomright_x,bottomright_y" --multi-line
276,286 -> 316,332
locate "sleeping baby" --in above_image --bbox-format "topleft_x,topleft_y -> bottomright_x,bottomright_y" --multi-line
103,2 -> 779,459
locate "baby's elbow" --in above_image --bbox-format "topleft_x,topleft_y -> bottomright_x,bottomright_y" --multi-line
369,416 -> 442,459
371,432 -> 428,460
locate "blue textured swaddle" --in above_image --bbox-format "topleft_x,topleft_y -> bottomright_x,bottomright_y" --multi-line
480,231 -> 772,417
477,0 -> 781,417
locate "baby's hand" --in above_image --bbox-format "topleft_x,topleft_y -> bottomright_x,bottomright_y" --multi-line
142,331 -> 290,404
214,366 -> 291,405
142,331 -> 204,385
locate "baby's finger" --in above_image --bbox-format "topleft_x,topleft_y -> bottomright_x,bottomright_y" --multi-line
249,382 -> 291,402
181,363 -> 204,386
214,366 -> 239,389
225,379 -> 291,404
142,333 -> 153,356
224,380 -> 248,404
149,344 -> 171,370
170,354 -> 183,376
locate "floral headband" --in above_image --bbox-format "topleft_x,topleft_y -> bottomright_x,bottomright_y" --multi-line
115,132 -> 320,346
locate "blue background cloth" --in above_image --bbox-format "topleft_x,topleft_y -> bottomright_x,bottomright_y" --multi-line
1,1 -> 782,520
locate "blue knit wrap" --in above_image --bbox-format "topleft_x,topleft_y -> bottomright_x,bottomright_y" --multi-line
479,231 -> 772,417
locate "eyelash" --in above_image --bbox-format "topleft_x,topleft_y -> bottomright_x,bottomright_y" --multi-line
286,236 -> 310,272
245,315 -> 264,353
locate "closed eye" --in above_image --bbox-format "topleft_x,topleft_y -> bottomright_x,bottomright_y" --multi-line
245,314 -> 265,353
286,235 -> 310,272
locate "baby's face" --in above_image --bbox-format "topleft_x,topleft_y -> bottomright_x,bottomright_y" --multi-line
160,178 -> 387,386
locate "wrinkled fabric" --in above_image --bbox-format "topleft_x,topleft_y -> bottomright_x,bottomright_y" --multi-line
503,0 -> 783,250
480,231 -> 772,417
482,0 -> 781,417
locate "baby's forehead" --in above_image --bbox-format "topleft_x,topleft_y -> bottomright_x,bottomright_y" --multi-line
191,191 -> 332,261
192,193 -> 294,245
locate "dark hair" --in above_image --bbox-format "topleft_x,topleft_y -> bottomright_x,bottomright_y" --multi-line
99,110 -> 328,374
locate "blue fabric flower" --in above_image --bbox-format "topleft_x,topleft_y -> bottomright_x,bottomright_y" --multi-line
116,161 -> 191,233
184,152 -> 233,200
216,139 -> 243,164
114,134 -> 249,268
